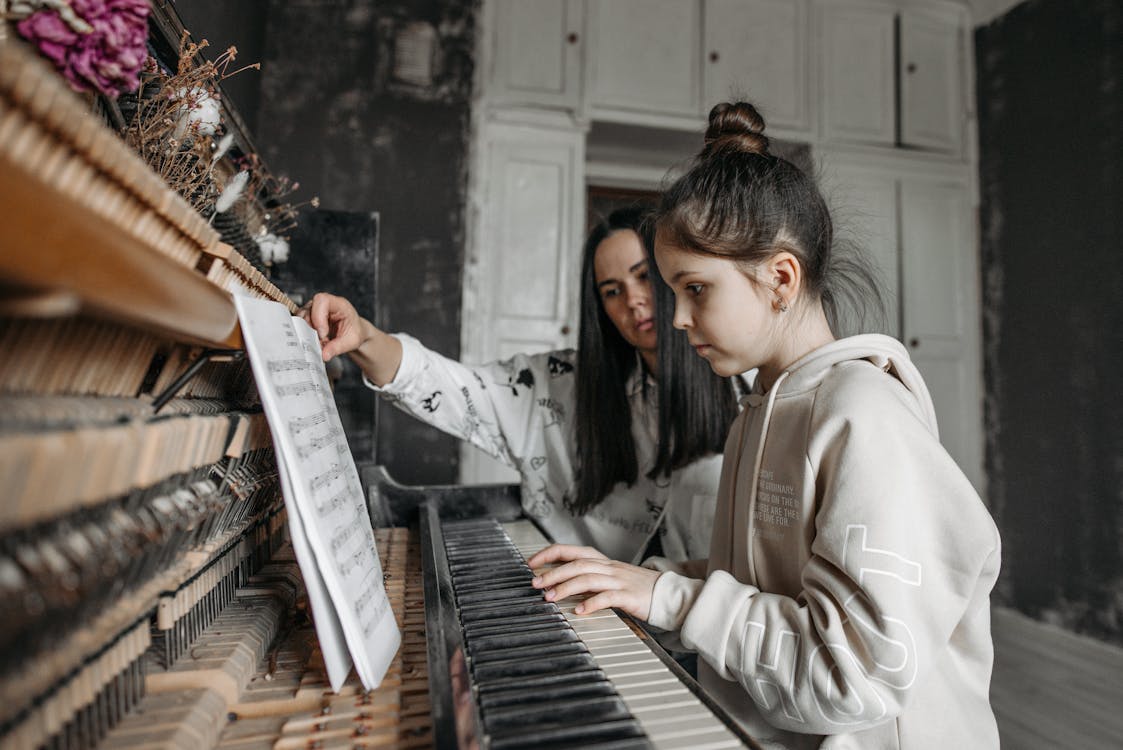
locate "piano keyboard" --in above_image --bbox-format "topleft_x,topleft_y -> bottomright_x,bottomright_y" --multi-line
435,516 -> 755,750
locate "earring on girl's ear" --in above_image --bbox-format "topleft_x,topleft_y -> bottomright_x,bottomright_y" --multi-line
771,282 -> 789,313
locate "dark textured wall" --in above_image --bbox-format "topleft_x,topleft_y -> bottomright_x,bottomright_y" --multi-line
171,0 -> 270,137
179,0 -> 479,484
976,0 -> 1123,644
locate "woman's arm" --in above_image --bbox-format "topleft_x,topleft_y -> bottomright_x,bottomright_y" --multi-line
300,292 -> 402,385
301,292 -> 568,470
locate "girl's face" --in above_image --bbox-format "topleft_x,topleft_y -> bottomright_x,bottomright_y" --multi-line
593,229 -> 657,360
655,239 -> 780,378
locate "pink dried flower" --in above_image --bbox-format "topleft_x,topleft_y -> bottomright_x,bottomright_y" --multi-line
16,0 -> 149,98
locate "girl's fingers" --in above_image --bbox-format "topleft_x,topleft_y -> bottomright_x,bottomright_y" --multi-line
541,572 -> 616,602
575,591 -> 618,616
535,562 -> 659,620
527,544 -> 603,569
532,557 -> 608,589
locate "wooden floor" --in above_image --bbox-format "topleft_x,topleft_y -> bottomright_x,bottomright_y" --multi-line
990,606 -> 1123,748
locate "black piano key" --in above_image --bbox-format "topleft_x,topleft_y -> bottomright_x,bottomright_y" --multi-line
450,557 -> 524,571
472,650 -> 598,682
468,626 -> 578,654
487,717 -> 647,750
456,585 -> 544,606
458,599 -> 559,620
458,601 -> 559,624
476,666 -> 610,695
483,694 -> 633,732
470,639 -> 587,665
453,573 -> 534,592
463,613 -> 568,638
478,678 -> 618,710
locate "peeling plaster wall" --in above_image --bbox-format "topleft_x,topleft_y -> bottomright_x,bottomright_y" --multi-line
976,0 -> 1123,645
253,0 -> 479,485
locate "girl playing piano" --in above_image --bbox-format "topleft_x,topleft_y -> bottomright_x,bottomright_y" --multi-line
301,207 -> 739,565
529,102 -> 1001,749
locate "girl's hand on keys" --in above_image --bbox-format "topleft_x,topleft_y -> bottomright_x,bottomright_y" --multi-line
529,544 -> 659,620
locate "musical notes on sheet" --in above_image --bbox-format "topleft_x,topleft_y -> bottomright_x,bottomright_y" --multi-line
234,296 -> 400,693
275,380 -> 318,397
289,413 -> 327,435
267,357 -> 312,374
297,424 -> 344,460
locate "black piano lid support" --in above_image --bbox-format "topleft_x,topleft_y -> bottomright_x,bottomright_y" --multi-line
151,348 -> 243,413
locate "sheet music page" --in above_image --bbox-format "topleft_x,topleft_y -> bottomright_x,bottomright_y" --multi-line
234,296 -> 400,691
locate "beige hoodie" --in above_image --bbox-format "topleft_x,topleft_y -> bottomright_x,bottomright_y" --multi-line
647,335 -> 1001,749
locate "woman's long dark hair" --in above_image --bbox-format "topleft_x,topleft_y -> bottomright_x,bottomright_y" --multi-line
571,206 -> 737,515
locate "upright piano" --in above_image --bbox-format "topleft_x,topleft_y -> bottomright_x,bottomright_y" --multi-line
0,37 -> 759,750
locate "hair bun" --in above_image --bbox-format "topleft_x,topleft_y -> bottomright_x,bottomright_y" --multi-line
704,101 -> 770,155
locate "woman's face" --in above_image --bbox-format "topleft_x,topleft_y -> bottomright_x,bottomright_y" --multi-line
593,229 -> 657,359
655,238 -> 779,378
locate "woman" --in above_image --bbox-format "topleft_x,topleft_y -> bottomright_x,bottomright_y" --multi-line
302,207 -> 739,564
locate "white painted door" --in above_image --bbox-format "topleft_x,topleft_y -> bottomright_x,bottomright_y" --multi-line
487,0 -> 584,109
899,6 -> 964,153
819,1 -> 896,146
460,120 -> 585,484
900,175 -> 983,491
586,0 -> 703,120
704,0 -> 811,137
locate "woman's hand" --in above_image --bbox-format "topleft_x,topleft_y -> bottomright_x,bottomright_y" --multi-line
297,292 -> 402,385
297,292 -> 365,361
528,544 -> 660,620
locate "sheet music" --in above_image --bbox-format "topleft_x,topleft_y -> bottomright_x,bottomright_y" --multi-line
234,296 -> 400,691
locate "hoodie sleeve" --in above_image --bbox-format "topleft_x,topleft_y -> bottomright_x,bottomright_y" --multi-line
676,370 -> 1001,735
364,334 -> 574,468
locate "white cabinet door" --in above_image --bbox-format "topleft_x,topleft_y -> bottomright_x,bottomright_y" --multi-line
586,0 -> 703,120
704,0 -> 810,135
819,2 -> 896,146
460,121 -> 585,484
488,0 -> 584,109
899,7 -> 963,153
900,177 -> 982,491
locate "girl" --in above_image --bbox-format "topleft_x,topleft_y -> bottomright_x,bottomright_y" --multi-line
303,207 -> 739,564
529,104 -> 1001,749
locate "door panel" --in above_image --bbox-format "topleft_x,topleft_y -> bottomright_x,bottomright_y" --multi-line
587,0 -> 702,117
901,177 -> 982,490
460,122 -> 585,484
704,0 -> 809,133
820,4 -> 896,145
490,0 -> 583,108
900,8 -> 963,152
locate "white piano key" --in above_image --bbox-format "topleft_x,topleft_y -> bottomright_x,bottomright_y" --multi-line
568,617 -> 634,635
622,692 -> 706,713
582,633 -> 650,649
